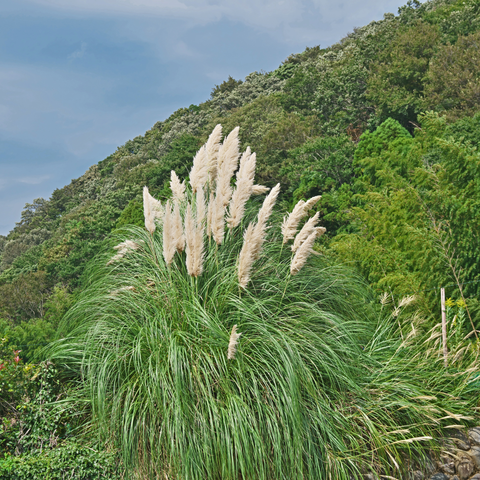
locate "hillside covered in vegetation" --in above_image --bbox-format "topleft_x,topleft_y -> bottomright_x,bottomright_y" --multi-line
1,0 -> 480,478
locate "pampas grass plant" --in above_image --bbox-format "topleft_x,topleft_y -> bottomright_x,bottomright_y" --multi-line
48,126 -> 479,480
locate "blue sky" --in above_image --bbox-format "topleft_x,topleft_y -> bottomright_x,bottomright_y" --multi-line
0,0 -> 408,236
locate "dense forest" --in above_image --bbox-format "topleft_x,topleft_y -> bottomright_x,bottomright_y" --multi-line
1,0 -> 480,478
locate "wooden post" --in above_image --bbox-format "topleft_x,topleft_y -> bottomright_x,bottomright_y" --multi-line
441,287 -> 447,367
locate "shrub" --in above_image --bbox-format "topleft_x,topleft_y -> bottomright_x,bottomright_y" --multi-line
49,126 -> 478,479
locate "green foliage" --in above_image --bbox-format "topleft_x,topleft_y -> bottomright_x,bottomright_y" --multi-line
0,229 -> 51,273
354,117 -> 414,185
282,134 -> 356,235
115,199 -> 144,229
127,134 -> 202,195
281,45 -> 323,66
0,360 -> 120,479
0,271 -> 51,324
43,285 -> 73,329
272,62 -> 297,80
211,75 -> 243,98
209,95 -> 318,186
332,114 -> 480,322
438,0 -> 480,42
281,49 -> 372,133
367,21 -> 440,127
0,444 -> 119,480
12,199 -> 49,235
423,31 -> 480,119
0,319 -> 55,364
0,341 -> 28,420
444,110 -> 480,146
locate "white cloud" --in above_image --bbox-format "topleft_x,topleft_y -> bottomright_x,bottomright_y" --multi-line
0,63 -> 150,157
23,0 -> 406,46
173,40 -> 197,58
68,41 -> 87,60
25,0 -> 305,31
18,174 -> 52,185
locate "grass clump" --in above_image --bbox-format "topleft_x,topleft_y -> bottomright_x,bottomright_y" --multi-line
49,126 -> 479,480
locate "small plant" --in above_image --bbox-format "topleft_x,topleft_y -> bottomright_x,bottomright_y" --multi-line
445,297 -> 467,346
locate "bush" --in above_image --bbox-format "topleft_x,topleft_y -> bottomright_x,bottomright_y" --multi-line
49,126 -> 478,479
0,443 -> 120,480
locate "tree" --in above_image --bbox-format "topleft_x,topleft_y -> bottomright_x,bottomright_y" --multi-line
211,75 -> 243,98
423,31 -> 480,120
367,21 -> 440,128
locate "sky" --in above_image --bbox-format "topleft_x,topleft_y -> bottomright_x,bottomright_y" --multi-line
0,0 -> 409,236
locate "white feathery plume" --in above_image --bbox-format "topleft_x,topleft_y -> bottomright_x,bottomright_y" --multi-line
238,223 -> 257,288
113,240 -> 141,254
162,201 -> 176,265
237,184 -> 280,288
227,150 -> 256,229
290,230 -> 317,275
236,147 -> 252,180
316,227 -> 326,237
173,202 -> 185,253
380,292 -> 391,306
107,240 -> 141,265
206,191 -> 214,238
216,127 -> 240,207
217,126 -> 239,173
398,295 -> 416,308
303,195 -> 322,212
170,170 -> 186,202
255,183 -> 280,239
189,146 -> 208,193
212,195 -> 225,245
192,212 -> 204,277
292,212 -> 320,252
193,188 -> 206,275
282,195 -> 322,243
227,325 -> 242,360
196,186 -> 206,226
185,200 -> 205,277
206,124 -> 223,182
149,195 -> 163,219
185,203 -> 195,275
251,185 -> 270,195
143,186 -> 156,234
109,285 -> 135,297
106,254 -> 123,266
281,200 -> 305,243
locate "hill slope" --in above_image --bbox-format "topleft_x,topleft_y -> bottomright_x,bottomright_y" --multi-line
1,0 -> 480,354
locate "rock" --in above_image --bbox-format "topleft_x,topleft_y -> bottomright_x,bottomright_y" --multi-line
469,474 -> 480,480
455,455 -> 474,479
468,445 -> 480,469
428,473 -> 449,480
469,428 -> 480,447
412,470 -> 424,480
439,461 -> 455,475
422,452 -> 437,476
363,474 -> 378,480
450,476 -> 460,480
449,429 -> 471,451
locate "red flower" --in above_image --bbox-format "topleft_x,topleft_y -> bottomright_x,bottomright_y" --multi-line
13,350 -> 21,365
0,363 -> 5,371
